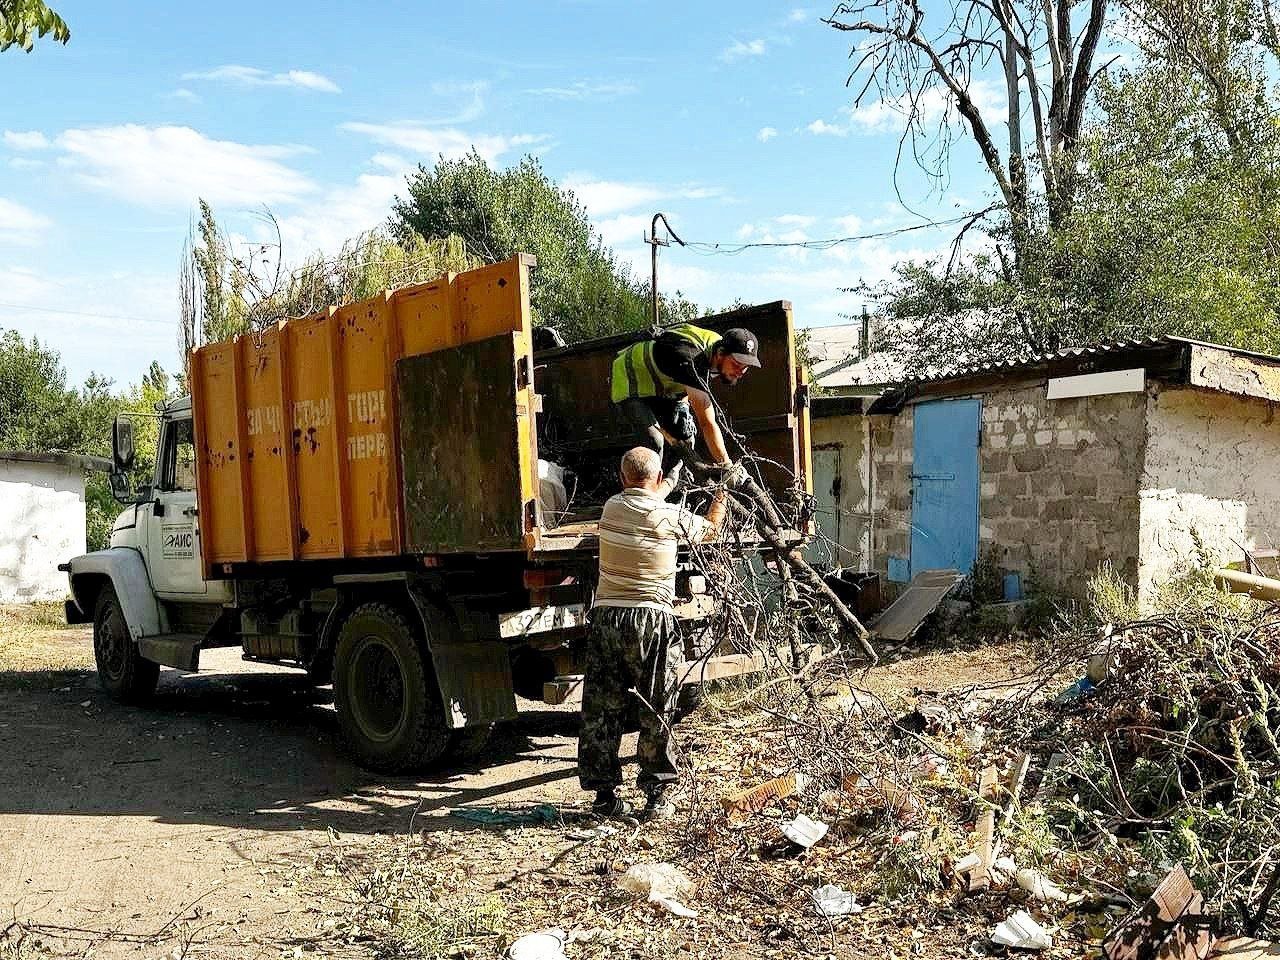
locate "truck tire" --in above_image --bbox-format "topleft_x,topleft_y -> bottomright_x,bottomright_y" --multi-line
93,584 -> 160,703
333,602 -> 448,772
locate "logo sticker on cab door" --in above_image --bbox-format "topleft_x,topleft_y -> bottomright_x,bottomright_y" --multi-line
162,524 -> 195,560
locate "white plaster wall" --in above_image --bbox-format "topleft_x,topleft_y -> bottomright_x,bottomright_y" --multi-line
0,460 -> 85,602
1139,387 -> 1280,597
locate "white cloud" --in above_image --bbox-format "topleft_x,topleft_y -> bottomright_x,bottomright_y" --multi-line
566,178 -> 663,217
0,197 -> 52,244
807,118 -> 846,136
720,38 -> 767,62
0,266 -> 51,302
788,8 -> 811,22
183,65 -> 341,93
8,157 -> 43,170
757,126 -> 778,142
268,159 -> 411,257
3,130 -> 49,150
595,213 -> 650,260
776,213 -> 815,227
524,80 -> 637,101
811,80 -> 1007,136
832,214 -> 863,234
167,87 -> 201,103
340,122 -> 543,165
56,124 -> 316,208
0,266 -> 177,383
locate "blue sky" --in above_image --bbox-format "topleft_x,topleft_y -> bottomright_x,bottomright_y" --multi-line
0,0 -> 994,388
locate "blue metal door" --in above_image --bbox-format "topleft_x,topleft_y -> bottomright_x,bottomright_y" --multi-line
910,399 -> 980,575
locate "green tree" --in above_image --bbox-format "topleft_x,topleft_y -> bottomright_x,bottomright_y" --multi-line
856,58 -> 1280,373
180,202 -> 481,378
0,0 -> 68,52
392,151 -> 660,340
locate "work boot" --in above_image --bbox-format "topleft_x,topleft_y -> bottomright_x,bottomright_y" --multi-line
592,790 -> 634,818
641,790 -> 676,821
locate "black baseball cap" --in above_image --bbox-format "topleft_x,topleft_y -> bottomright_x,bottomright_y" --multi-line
718,327 -> 762,367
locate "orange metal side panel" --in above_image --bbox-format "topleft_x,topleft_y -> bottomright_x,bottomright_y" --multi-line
192,342 -> 249,567
393,274 -> 458,356
455,255 -> 532,343
286,311 -> 344,559
334,293 -> 401,556
190,255 -> 536,568
239,328 -> 294,561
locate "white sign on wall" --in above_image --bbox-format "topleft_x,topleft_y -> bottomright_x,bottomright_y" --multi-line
1046,367 -> 1145,400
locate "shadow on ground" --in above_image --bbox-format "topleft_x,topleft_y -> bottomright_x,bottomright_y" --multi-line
0,648 -> 588,836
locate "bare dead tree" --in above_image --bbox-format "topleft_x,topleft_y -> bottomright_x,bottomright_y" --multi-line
825,0 -> 1108,276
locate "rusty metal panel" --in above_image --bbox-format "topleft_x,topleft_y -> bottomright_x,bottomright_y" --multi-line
398,333 -> 538,553
334,293 -> 401,556
239,327 -> 293,562
535,300 -> 808,498
429,641 -> 519,728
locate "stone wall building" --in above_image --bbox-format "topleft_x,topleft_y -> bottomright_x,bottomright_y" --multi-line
0,452 -> 104,603
809,337 -> 1280,601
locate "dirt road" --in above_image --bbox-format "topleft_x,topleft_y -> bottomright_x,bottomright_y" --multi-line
0,627 -> 587,958
0,617 -> 1034,958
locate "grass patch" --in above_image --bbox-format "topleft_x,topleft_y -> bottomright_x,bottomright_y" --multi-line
0,603 -> 93,690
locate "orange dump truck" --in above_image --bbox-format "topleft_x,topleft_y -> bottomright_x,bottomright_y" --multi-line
63,255 -> 813,771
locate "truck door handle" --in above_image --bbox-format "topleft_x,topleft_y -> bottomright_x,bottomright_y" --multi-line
183,506 -> 198,517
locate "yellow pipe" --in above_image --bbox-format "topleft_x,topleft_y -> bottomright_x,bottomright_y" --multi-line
1214,567 -> 1280,601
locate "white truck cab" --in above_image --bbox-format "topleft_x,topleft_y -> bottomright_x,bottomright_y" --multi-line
111,398 -> 228,602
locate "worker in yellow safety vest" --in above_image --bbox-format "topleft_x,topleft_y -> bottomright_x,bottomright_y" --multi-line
610,324 -> 761,476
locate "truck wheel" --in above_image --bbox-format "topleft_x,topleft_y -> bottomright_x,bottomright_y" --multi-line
333,603 -> 448,772
93,584 -> 160,703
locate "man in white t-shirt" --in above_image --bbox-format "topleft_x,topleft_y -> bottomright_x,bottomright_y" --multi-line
578,446 -> 726,819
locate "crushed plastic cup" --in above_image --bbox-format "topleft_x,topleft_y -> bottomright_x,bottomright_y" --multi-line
508,928 -> 568,960
1016,867 -> 1068,902
812,884 -> 863,917
991,909 -> 1052,950
617,862 -> 699,918
780,813 -> 829,849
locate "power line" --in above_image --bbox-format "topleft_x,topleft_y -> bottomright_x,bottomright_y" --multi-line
678,208 -> 995,256
0,300 -> 172,326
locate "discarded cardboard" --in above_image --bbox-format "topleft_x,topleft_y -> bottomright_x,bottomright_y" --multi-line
722,772 -> 806,825
1103,864 -> 1213,960
870,569 -> 965,642
958,765 -> 1000,894
841,774 -> 921,825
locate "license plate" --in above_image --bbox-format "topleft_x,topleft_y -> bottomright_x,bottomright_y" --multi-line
498,603 -> 587,639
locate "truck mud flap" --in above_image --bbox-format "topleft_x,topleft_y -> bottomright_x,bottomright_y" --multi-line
428,642 -> 518,729
137,634 -> 202,671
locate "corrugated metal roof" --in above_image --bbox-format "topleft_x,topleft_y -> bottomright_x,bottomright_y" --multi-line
900,335 -> 1280,386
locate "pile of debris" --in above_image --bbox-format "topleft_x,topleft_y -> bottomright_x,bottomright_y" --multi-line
298,579 -> 1280,958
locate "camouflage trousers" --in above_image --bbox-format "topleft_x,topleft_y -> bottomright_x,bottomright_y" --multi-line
577,605 -> 680,797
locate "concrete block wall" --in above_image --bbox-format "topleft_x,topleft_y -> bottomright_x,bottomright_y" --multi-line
977,384 -> 1145,592
866,384 -> 1146,594
868,412 -> 913,581
1138,386 -> 1280,596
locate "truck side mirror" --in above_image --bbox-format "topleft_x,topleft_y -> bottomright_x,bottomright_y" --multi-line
113,417 -> 136,473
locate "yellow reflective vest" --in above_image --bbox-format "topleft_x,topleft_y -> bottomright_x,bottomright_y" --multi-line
610,324 -> 721,404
